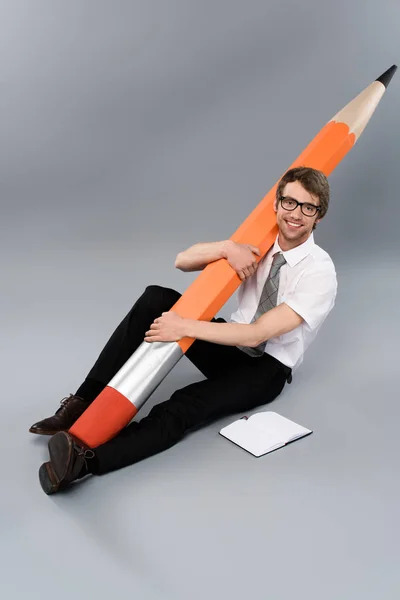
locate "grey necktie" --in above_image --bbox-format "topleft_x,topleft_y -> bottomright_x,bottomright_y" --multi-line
237,251 -> 286,357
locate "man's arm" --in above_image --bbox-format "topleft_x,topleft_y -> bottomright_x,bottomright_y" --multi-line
183,304 -> 303,347
175,239 -> 261,282
175,240 -> 232,272
252,304 -> 304,344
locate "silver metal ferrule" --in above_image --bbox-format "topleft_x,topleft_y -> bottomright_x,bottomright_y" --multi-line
108,341 -> 184,410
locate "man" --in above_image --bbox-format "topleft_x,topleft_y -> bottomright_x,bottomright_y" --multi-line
32,166 -> 337,495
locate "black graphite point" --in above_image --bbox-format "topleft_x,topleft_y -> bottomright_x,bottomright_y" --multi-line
375,65 -> 397,88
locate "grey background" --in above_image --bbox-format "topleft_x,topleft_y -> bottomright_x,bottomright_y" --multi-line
1,1 -> 399,599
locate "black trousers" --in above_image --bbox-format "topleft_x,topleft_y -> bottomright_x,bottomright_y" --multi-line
78,285 -> 292,475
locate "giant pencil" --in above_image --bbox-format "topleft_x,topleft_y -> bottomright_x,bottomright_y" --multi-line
70,65 -> 397,447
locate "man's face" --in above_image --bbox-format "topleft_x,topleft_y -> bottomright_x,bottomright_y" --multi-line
273,180 -> 322,250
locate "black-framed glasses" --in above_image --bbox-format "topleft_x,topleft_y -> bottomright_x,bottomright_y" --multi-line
279,195 -> 321,217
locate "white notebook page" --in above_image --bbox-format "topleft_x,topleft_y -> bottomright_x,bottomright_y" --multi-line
247,411 -> 311,441
220,420 -> 284,456
220,411 -> 312,457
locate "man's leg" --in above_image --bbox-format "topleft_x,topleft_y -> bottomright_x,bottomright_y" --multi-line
30,285 -> 183,434
93,351 -> 288,473
39,351 -> 290,493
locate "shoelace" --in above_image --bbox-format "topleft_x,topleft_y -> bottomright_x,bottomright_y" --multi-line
73,443 -> 95,471
60,394 -> 83,407
74,443 -> 95,460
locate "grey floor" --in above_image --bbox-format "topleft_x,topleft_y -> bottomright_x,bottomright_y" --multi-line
2,0 -> 400,597
2,243 -> 400,600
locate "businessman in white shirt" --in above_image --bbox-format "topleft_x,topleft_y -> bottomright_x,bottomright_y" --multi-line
32,166 -> 338,495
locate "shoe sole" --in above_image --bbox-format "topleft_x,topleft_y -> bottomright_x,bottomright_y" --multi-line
48,432 -> 73,482
39,462 -> 60,495
29,427 -> 63,436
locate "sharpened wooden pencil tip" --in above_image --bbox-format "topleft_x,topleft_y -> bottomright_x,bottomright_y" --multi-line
375,65 -> 397,88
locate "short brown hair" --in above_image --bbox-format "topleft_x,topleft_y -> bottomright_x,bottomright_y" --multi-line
276,166 -> 330,230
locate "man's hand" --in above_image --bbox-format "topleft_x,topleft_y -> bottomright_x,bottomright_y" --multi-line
144,311 -> 188,343
225,241 -> 261,281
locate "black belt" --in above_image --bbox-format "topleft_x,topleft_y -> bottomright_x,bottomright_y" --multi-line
282,364 -> 292,384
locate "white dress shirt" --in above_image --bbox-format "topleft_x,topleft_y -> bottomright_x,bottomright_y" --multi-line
228,232 -> 337,372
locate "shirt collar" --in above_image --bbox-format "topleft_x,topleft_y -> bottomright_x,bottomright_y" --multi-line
271,232 -> 315,267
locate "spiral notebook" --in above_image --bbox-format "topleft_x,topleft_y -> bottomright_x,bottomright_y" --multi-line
219,411 -> 312,457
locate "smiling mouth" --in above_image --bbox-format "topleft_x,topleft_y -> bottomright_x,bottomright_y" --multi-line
285,220 -> 303,229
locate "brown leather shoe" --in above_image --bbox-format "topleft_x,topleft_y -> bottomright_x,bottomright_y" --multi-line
39,431 -> 95,495
29,394 -> 89,435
